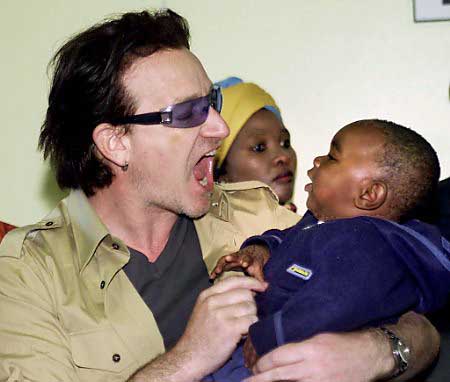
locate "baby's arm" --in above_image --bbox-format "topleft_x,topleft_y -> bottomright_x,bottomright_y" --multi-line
249,220 -> 436,357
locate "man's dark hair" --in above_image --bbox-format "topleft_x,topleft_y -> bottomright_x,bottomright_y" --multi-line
365,119 -> 440,222
38,9 -> 190,196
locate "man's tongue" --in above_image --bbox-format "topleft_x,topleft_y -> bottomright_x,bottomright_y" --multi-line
193,156 -> 214,192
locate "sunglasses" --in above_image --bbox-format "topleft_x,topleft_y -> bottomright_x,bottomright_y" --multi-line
114,85 -> 222,128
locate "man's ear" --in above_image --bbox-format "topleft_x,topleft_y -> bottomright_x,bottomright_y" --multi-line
92,123 -> 130,169
355,180 -> 388,211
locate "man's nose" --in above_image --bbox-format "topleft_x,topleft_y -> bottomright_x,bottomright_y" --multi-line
200,108 -> 229,139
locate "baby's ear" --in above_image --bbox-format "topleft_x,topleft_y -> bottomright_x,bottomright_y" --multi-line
355,180 -> 387,211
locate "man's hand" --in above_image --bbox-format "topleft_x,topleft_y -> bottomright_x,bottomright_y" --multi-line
173,276 -> 267,380
243,330 -> 389,382
210,244 -> 270,282
243,312 -> 438,382
131,276 -> 268,382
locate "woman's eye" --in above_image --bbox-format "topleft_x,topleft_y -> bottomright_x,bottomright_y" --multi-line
327,153 -> 336,161
281,138 -> 291,149
252,143 -> 266,153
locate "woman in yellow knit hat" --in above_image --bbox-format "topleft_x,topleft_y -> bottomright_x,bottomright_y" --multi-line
215,77 -> 297,211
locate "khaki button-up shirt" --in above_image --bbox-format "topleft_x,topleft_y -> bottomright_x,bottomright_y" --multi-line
0,181 -> 299,382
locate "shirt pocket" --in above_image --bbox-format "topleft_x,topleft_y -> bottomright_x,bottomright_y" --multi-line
70,327 -> 135,374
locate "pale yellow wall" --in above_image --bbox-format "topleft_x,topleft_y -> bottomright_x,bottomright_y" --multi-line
1,0 -> 449,225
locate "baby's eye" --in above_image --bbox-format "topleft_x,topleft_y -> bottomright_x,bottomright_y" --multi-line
252,143 -> 266,153
281,138 -> 291,149
327,153 -> 336,161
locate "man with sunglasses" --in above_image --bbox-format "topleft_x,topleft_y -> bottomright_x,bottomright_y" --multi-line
0,8 -> 439,382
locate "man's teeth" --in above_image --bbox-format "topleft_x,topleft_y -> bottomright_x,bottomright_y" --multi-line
204,150 -> 216,157
199,177 -> 208,186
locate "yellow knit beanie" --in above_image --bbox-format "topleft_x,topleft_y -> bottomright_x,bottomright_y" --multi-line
215,80 -> 281,169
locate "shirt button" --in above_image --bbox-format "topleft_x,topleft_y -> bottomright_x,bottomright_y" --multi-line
100,280 -> 106,289
45,221 -> 53,226
112,243 -> 120,250
112,353 -> 121,363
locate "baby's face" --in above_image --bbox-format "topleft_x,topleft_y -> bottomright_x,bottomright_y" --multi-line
305,122 -> 386,221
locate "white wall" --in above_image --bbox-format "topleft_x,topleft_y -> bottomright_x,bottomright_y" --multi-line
1,0 -> 449,225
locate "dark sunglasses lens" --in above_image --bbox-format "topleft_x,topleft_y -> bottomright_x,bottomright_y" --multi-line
171,96 -> 209,128
210,87 -> 222,113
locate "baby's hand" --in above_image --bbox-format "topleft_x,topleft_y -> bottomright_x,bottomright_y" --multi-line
210,244 -> 270,282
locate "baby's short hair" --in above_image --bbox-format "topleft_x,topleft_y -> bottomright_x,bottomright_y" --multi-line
364,119 -> 440,222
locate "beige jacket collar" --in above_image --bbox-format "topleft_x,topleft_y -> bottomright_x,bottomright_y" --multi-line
65,189 -> 124,273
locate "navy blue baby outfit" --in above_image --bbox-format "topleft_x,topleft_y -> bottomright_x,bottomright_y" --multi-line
206,212 -> 450,381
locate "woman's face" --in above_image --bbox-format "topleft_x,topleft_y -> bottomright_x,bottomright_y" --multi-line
220,109 -> 297,204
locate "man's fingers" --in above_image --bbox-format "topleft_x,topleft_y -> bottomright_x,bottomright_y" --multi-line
244,363 -> 306,381
234,313 -> 259,335
202,289 -> 255,313
218,300 -> 258,319
253,343 -> 306,373
202,275 -> 267,297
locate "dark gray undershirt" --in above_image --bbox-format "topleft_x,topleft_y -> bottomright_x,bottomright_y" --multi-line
123,215 -> 211,349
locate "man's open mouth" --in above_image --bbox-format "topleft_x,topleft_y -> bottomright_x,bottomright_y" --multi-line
193,149 -> 216,191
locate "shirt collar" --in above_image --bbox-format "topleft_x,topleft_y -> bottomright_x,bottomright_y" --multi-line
65,189 -> 114,272
208,181 -> 280,222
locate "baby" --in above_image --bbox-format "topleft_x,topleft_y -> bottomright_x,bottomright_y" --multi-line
207,119 -> 450,382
